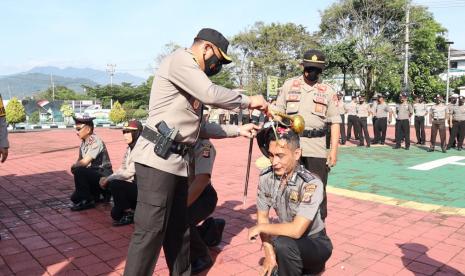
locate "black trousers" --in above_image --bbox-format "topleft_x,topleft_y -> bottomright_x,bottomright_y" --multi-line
339,115 -> 346,144
448,121 -> 465,149
124,163 -> 190,276
301,157 -> 329,220
456,121 -> 465,148
374,117 -> 388,143
273,231 -> 333,276
346,115 -> 359,140
188,184 -> 217,261
372,116 -> 377,140
430,119 -> 446,149
229,114 -> 238,125
395,119 -> 410,148
108,179 -> 138,221
358,117 -> 370,146
414,116 -> 426,144
71,167 -> 106,203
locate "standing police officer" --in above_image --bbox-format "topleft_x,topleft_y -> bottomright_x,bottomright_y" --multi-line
447,96 -> 465,150
337,91 -> 346,145
345,95 -> 359,141
124,28 -> 267,276
0,94 -> 8,164
413,95 -> 427,145
250,126 -> 332,276
275,49 -> 341,220
448,94 -> 460,149
371,94 -> 378,140
394,93 -> 413,150
70,117 -> 113,211
428,95 -> 448,153
372,94 -> 392,145
356,95 -> 371,147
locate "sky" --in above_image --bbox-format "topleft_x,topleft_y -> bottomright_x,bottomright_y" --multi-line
1,0 -> 464,79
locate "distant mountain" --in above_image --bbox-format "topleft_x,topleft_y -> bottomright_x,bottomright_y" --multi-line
0,73 -> 98,99
27,66 -> 145,86
0,66 -> 146,99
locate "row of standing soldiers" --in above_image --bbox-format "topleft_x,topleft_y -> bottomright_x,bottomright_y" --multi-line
332,93 -> 465,152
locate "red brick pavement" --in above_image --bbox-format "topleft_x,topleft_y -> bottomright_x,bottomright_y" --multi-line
0,128 -> 464,276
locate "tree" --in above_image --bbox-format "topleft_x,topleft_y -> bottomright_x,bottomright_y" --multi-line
109,101 -> 126,124
133,109 -> 149,120
60,104 -> 74,125
408,5 -> 447,101
319,0 -> 406,99
29,111 -> 40,124
5,97 -> 26,129
323,39 -> 358,92
231,22 -> 319,95
35,86 -> 91,101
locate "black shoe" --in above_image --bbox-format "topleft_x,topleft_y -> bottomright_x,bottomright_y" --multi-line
358,144 -> 364,147
70,200 -> 95,211
427,147 -> 435,152
405,147 -> 410,150
380,142 -> 385,145
192,256 -> 213,275
393,146 -> 400,149
458,148 -> 462,151
421,142 -> 426,145
112,211 -> 134,227
442,147 -> 447,153
416,142 -> 421,145
366,144 -> 370,148
211,218 -> 226,247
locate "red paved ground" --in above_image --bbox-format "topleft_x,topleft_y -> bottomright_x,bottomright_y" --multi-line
0,127 -> 464,276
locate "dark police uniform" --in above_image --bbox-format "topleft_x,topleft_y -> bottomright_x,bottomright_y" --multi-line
448,96 -> 459,148
356,101 -> 371,146
337,96 -> 346,144
257,165 -> 332,276
71,133 -> 113,206
447,101 -> 465,150
275,50 -> 341,220
413,101 -> 427,144
394,102 -> 413,149
125,29 -> 251,276
428,100 -> 448,152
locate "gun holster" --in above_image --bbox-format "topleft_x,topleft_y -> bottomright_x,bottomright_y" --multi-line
141,121 -> 179,160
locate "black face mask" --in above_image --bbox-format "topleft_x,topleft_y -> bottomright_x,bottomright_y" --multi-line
459,100 -> 464,106
304,68 -> 321,82
451,99 -> 457,104
435,99 -> 441,104
203,51 -> 223,77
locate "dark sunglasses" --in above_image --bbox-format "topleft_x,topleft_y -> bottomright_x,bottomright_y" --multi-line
122,130 -> 132,134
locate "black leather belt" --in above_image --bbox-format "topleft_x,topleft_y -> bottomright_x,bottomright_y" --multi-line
141,127 -> 190,156
302,127 -> 327,138
432,118 -> 445,121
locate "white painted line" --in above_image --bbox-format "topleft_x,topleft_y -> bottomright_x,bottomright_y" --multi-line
409,156 -> 465,171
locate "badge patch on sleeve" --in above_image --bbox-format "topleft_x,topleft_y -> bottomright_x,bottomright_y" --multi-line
202,144 -> 211,158
301,184 -> 317,203
289,190 -> 299,203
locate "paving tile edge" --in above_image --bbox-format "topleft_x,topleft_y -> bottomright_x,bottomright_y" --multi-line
327,186 -> 465,216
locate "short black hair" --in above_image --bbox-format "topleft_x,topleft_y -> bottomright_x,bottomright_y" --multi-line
267,129 -> 300,150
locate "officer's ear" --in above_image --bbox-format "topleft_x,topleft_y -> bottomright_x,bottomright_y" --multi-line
294,147 -> 302,161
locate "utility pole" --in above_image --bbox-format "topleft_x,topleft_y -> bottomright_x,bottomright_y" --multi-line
403,0 -> 410,93
446,41 -> 454,105
106,64 -> 116,109
50,73 -> 55,101
106,64 -> 116,88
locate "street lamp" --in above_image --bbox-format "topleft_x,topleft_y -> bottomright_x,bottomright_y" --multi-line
446,41 -> 454,105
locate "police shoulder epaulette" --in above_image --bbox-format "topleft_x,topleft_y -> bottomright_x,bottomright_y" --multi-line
260,166 -> 273,176
297,168 -> 315,183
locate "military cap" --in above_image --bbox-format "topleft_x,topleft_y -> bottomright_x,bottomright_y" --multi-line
195,28 -> 232,64
301,49 -> 326,69
401,92 -> 408,98
73,116 -> 95,126
123,120 -> 143,131
451,94 -> 459,98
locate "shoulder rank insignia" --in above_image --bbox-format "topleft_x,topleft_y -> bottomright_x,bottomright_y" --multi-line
260,166 -> 273,176
297,168 -> 315,183
301,183 -> 317,203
